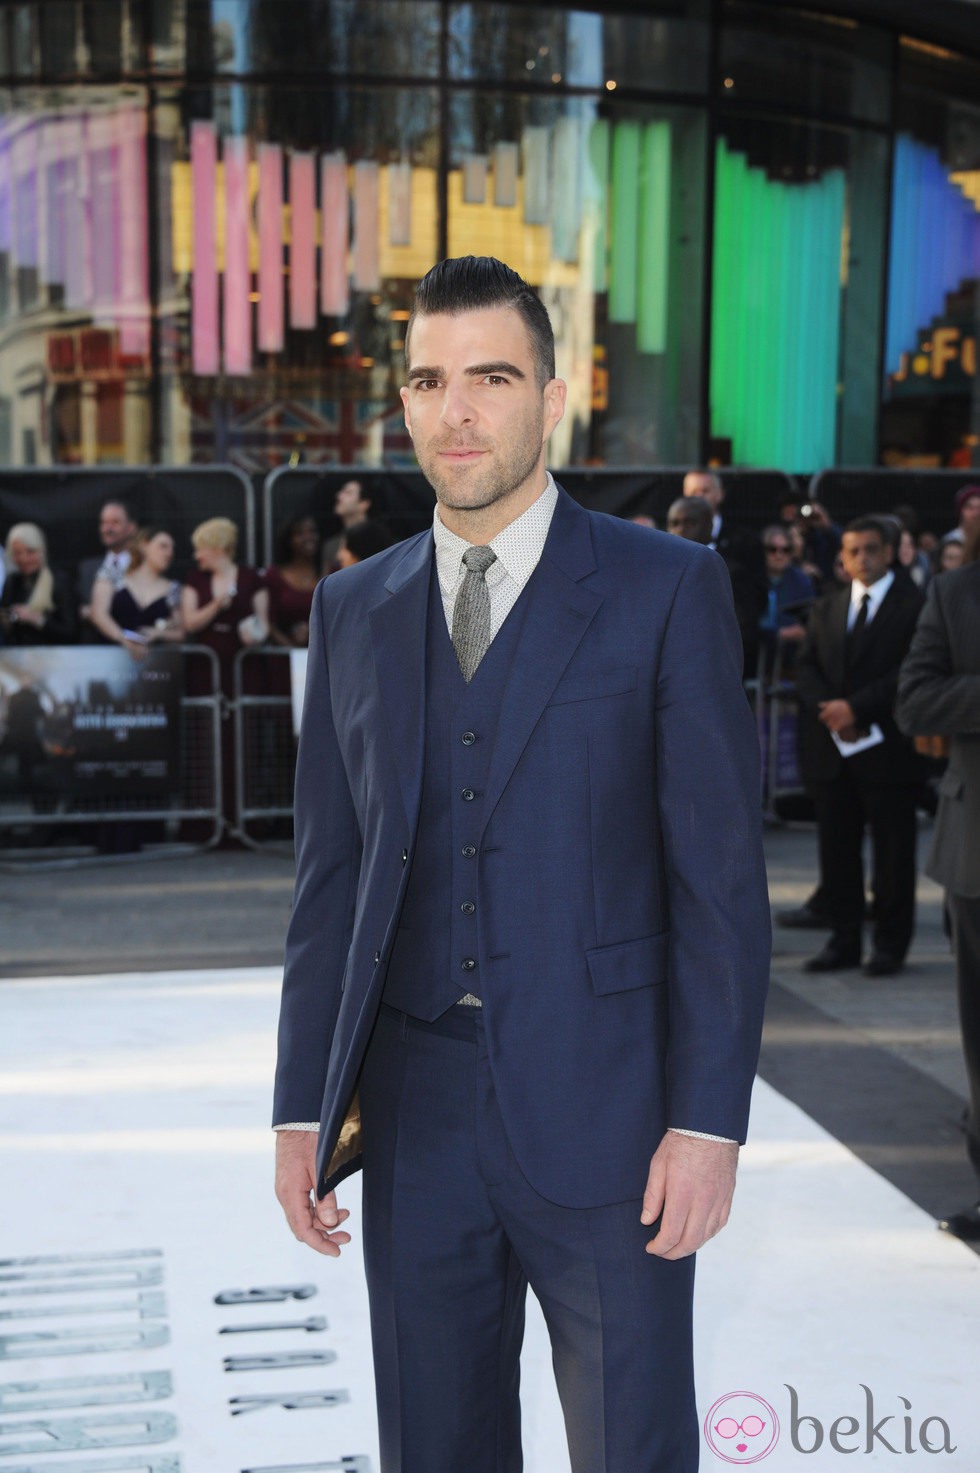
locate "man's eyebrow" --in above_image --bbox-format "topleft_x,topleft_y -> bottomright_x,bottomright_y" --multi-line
406,361 -> 527,382
467,361 -> 526,380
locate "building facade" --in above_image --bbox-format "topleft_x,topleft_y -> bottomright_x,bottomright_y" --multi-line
0,0 -> 978,475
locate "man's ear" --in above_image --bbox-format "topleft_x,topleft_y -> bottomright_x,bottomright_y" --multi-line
400,385 -> 412,437
543,377 -> 567,440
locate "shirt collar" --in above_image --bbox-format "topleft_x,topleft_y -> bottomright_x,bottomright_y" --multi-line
850,568 -> 894,609
432,472 -> 559,598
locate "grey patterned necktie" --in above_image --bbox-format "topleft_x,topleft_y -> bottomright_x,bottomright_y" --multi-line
452,545 -> 497,682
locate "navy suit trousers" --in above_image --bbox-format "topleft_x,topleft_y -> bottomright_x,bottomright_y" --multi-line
359,1002 -> 699,1473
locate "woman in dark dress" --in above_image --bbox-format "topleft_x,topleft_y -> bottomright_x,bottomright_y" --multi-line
89,527 -> 183,658
181,517 -> 268,694
0,522 -> 75,645
267,514 -> 321,649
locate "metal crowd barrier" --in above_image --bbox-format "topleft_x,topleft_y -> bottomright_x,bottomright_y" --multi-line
747,637 -> 808,825
0,645 -> 224,868
230,646 -> 297,850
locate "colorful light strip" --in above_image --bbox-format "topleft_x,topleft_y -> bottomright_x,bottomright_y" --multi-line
223,134 -> 251,375
710,139 -> 844,468
320,151 -> 349,317
257,142 -> 284,353
884,134 -> 980,378
190,119 -> 219,375
289,151 -> 317,330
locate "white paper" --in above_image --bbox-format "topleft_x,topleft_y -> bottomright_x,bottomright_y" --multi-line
831,721 -> 884,757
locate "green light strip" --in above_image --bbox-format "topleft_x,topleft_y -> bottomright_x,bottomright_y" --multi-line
637,121 -> 671,354
609,121 -> 641,325
711,140 -> 844,467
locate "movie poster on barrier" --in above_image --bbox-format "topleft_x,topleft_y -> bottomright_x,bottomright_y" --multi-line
0,646 -> 181,802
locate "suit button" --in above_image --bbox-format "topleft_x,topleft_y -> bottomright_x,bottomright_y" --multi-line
461,788 -> 475,802
461,844 -> 476,857
460,901 -> 476,915
373,951 -> 381,964
461,731 -> 476,745
461,957 -> 476,971
401,849 -> 408,864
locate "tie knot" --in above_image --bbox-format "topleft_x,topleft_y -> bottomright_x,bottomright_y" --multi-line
462,545 -> 496,576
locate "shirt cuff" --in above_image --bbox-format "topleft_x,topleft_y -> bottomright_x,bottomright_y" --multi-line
668,1127 -> 738,1144
272,1122 -> 319,1131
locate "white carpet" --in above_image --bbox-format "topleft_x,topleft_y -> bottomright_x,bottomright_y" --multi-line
0,966 -> 977,1471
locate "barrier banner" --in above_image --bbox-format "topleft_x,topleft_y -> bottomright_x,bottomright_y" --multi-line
0,647 -> 181,802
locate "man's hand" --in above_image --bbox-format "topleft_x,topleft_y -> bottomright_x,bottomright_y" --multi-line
818,698 -> 857,735
641,1133 -> 739,1259
274,1130 -> 351,1258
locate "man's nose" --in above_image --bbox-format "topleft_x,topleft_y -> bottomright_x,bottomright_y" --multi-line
441,382 -> 475,427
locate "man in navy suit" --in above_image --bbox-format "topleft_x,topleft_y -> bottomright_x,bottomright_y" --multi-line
273,257 -> 771,1472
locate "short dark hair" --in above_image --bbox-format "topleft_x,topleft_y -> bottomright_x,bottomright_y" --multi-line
844,516 -> 887,542
405,256 -> 555,389
274,513 -> 321,567
343,519 -> 394,564
101,497 -> 136,524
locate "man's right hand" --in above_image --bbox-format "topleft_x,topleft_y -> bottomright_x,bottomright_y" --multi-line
274,1130 -> 351,1258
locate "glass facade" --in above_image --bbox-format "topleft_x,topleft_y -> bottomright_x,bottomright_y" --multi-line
0,0 -> 977,473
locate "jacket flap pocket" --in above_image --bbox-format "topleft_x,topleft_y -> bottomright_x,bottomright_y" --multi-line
938,769 -> 964,799
587,932 -> 669,996
548,664 -> 637,706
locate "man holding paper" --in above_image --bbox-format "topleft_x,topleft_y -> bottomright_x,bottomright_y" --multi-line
795,517 -> 924,976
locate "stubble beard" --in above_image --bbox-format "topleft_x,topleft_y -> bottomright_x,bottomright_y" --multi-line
418,417 -> 545,518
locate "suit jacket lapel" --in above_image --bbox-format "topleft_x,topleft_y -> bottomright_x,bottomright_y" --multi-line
482,491 -> 602,826
369,533 -> 431,833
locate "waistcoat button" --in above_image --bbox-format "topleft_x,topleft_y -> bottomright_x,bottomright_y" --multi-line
461,957 -> 476,971
461,844 -> 476,857
461,900 -> 476,915
461,731 -> 476,745
461,788 -> 475,801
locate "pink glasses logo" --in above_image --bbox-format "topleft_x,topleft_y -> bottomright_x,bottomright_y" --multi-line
704,1391 -> 780,1464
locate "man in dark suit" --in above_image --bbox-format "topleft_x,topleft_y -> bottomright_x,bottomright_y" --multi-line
273,257 -> 771,1473
77,499 -> 137,641
796,517 -> 924,976
897,547 -> 980,1239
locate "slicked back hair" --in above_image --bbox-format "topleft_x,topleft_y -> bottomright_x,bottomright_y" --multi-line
405,256 -> 555,389
844,516 -> 888,543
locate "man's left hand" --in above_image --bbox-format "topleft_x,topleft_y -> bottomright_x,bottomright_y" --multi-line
641,1133 -> 739,1259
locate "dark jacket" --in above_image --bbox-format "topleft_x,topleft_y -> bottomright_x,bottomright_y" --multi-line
795,575 -> 924,786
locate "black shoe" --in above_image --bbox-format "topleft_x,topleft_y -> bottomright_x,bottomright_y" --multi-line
778,905 -> 832,930
864,951 -> 905,977
938,1203 -> 980,1241
803,942 -> 861,973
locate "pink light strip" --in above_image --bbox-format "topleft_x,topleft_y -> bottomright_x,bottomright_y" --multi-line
191,119 -> 219,375
320,151 -> 349,316
257,142 -> 284,353
118,105 -> 150,357
289,151 -> 317,330
353,160 -> 380,292
223,134 -> 252,375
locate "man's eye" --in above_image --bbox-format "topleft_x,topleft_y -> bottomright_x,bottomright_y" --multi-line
485,375 -> 507,386
415,379 -> 439,391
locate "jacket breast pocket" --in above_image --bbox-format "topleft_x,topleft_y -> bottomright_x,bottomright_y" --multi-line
547,664 -> 637,707
586,931 -> 669,996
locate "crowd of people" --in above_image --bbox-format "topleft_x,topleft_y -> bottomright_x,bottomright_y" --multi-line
659,470 -> 980,1242
0,482 -> 395,664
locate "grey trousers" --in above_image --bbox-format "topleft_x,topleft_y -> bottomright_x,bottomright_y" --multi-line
948,891 -> 980,1183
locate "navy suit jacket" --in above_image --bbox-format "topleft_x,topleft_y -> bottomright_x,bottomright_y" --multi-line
273,488 -> 771,1208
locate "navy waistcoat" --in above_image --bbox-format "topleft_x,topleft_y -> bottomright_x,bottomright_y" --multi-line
383,561 -> 530,1020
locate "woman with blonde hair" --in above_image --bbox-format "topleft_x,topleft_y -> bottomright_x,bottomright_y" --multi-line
88,527 -> 184,659
0,522 -> 74,644
181,517 -> 268,691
